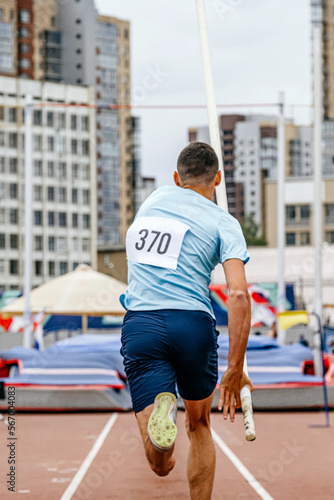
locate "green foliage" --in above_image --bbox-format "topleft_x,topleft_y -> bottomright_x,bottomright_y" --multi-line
240,215 -> 267,246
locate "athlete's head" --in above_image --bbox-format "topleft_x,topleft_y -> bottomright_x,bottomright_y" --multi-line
175,142 -> 220,187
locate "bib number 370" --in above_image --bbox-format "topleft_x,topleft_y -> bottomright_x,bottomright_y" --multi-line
135,230 -> 171,254
126,216 -> 190,270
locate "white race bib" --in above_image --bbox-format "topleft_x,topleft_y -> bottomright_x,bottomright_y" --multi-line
126,217 -> 190,270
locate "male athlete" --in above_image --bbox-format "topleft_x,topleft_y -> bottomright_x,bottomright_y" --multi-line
120,142 -> 253,500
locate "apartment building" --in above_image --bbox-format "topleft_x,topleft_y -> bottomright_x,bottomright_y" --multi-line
58,1 -> 136,246
0,76 -> 97,291
0,0 -> 61,81
311,0 -> 334,119
189,115 -> 246,220
264,177 -> 334,247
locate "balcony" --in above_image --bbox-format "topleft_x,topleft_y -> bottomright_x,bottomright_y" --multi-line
286,218 -> 310,227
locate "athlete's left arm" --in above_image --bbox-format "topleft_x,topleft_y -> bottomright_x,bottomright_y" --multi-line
218,258 -> 253,422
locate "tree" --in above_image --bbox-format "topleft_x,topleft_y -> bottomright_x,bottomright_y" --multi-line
240,215 -> 267,246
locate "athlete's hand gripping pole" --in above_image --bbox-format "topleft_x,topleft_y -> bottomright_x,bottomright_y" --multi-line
241,357 -> 256,441
196,0 -> 255,441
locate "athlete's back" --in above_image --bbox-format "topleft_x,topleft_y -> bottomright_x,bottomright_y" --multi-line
122,185 -> 248,316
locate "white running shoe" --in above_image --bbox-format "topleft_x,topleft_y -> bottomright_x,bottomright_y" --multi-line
148,392 -> 177,452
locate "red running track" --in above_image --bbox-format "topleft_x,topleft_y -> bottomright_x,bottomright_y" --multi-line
0,411 -> 333,499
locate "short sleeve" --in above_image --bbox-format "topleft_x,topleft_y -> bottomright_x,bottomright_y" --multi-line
218,214 -> 250,265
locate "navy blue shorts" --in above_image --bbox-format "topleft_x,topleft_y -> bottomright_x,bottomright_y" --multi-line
121,309 -> 220,413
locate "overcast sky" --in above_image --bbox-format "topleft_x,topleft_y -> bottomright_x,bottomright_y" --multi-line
96,0 -> 312,187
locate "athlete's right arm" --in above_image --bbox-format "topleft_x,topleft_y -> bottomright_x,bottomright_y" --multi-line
218,258 -> 253,422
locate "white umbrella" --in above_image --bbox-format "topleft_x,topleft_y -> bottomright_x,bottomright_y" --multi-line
0,264 -> 127,331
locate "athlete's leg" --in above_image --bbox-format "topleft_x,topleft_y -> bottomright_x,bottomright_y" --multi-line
136,403 -> 176,477
183,391 -> 215,500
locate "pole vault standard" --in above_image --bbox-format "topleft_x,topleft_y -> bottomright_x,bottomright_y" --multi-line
277,92 -> 286,345
196,0 -> 255,441
23,94 -> 33,349
313,23 -> 323,377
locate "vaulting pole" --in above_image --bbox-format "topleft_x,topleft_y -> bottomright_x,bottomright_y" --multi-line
196,0 -> 255,441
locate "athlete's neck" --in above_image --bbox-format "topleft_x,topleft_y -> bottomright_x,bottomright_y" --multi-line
181,185 -> 215,201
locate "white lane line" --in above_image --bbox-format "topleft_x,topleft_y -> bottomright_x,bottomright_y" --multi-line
211,427 -> 274,500
60,413 -> 118,500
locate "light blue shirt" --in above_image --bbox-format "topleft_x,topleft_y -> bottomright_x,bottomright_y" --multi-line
121,186 -> 249,318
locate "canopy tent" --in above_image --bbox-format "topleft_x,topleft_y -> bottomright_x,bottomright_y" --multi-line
0,264 -> 127,332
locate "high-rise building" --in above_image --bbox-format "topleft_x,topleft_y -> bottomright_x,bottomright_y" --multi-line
189,115 -> 246,220
0,0 -> 61,81
311,0 -> 334,119
264,177 -> 334,247
0,76 -> 97,290
58,1 -> 136,246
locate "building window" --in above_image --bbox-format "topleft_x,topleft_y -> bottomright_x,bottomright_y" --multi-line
58,113 -> 66,129
10,234 -> 18,249
33,135 -> 42,151
72,213 -> 78,228
9,158 -> 18,174
326,231 -> 334,244
72,188 -> 78,203
48,211 -> 55,227
51,16 -> 56,27
47,112 -> 54,127
70,115 -> 77,130
82,189 -> 90,204
124,29 -> 129,39
9,260 -> 18,275
82,140 -> 89,155
286,205 -> 296,220
0,131 -> 4,146
8,108 -> 17,123
47,136 -> 54,152
300,205 -> 310,219
48,236 -> 55,251
300,232 -> 310,246
47,161 -> 54,177
34,211 -> 43,226
71,139 -> 78,154
47,186 -> 55,201
9,183 -> 18,199
34,160 -> 42,176
19,9 -> 31,23
35,261 -> 43,276
19,27 -> 30,38
33,185 -> 42,201
76,33 -> 81,39
48,261 -> 55,276
72,164 -> 79,179
59,163 -> 67,178
0,234 -> 5,248
72,238 -> 79,251
34,235 -> 43,251
81,116 -> 89,131
59,212 -> 67,227
82,164 -> 90,180
19,58 -> 30,69
76,49 -> 81,54
76,18 -> 81,24
82,214 -> 90,229
82,238 -> 89,251
58,187 -> 67,203
33,110 -> 42,126
9,133 -> 18,148
58,237 -> 67,252
0,208 -> 5,224
286,233 -> 296,246
10,209 -> 18,224
59,262 -> 68,275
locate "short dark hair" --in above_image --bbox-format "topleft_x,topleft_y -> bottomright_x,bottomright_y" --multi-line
177,142 -> 219,185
